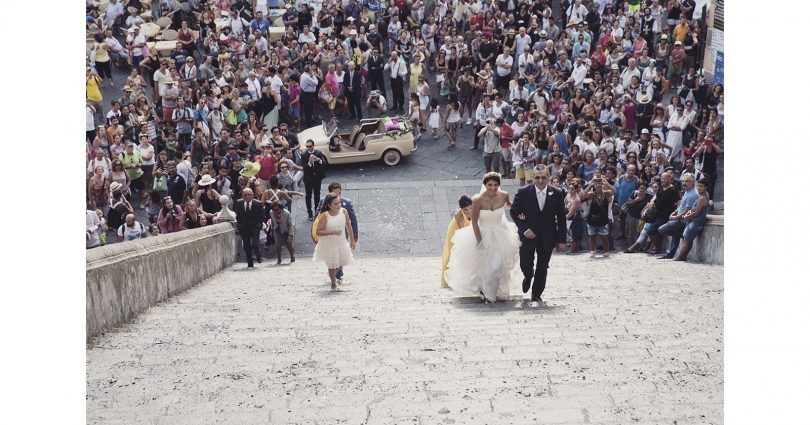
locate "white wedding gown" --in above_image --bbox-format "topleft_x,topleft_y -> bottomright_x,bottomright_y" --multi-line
444,207 -> 523,302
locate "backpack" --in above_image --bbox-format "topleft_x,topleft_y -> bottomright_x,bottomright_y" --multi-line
118,222 -> 146,240
107,202 -> 129,230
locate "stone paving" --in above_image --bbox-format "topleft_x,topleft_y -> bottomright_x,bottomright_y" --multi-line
87,254 -> 723,424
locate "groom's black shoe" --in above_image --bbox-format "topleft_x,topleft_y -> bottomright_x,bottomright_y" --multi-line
522,277 -> 532,294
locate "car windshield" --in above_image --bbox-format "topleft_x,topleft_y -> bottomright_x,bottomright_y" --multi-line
323,118 -> 338,138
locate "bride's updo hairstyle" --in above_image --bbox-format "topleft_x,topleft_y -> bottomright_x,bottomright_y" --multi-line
482,172 -> 501,186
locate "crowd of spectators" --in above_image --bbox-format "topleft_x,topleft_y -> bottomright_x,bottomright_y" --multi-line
86,0 -> 722,261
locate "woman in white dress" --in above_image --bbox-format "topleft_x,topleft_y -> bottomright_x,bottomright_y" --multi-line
313,193 -> 356,290
444,172 -> 523,303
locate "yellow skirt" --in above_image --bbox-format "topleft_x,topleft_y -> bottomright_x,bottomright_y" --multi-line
440,213 -> 470,287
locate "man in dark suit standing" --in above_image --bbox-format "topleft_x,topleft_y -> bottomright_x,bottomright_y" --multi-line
509,164 -> 567,307
235,187 -> 264,268
366,47 -> 387,100
301,139 -> 327,221
344,62 -> 363,119
316,181 -> 359,282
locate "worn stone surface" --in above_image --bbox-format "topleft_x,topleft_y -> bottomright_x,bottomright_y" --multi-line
86,223 -> 236,341
687,215 -> 724,265
87,255 -> 723,424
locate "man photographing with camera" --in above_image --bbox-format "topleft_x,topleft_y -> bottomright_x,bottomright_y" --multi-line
366,90 -> 388,118
478,118 -> 502,173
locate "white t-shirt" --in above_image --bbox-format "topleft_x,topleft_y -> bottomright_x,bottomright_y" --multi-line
515,34 -> 532,55
490,101 -> 506,120
229,17 -> 249,36
583,141 -> 599,157
118,222 -> 146,241
367,95 -> 387,110
153,69 -> 170,94
496,54 -> 513,77
271,75 -> 283,94
138,144 -> 156,165
298,32 -> 316,45
566,4 -> 588,22
511,121 -> 528,139
88,157 -> 113,178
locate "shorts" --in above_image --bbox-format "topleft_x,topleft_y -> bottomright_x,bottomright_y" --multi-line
141,164 -> 154,181
500,149 -> 512,161
130,175 -> 145,191
289,106 -> 300,118
162,106 -> 175,122
515,166 -> 533,180
668,64 -> 683,79
587,223 -> 609,236
682,221 -> 705,241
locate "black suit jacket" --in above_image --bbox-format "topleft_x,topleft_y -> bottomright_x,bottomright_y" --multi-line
235,199 -> 263,233
367,55 -> 385,76
343,70 -> 362,97
301,150 -> 327,181
509,184 -> 567,251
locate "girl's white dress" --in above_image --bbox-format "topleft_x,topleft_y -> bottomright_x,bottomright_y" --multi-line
444,207 -> 523,302
428,109 -> 441,129
312,209 -> 354,268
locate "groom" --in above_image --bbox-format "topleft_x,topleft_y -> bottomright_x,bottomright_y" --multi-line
510,165 -> 567,307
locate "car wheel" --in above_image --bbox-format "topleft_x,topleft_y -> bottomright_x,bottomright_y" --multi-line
382,149 -> 402,166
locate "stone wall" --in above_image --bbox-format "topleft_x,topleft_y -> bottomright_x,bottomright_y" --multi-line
687,215 -> 724,265
86,223 -> 236,342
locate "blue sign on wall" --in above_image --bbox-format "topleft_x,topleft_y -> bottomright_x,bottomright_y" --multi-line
714,51 -> 724,85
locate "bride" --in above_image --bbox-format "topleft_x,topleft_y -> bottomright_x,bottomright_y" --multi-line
444,172 -> 523,303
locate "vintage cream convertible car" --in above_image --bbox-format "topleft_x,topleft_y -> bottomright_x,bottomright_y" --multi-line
296,118 -> 415,166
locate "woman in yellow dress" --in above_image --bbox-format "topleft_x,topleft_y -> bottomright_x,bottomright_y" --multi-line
441,195 -> 473,287
409,54 -> 427,95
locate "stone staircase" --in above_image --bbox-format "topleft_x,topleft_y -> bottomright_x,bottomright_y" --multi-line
87,254 -> 723,424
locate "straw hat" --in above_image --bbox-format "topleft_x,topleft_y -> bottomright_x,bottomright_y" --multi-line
110,182 -> 122,192
639,94 -> 652,104
198,175 -> 216,187
239,161 -> 261,177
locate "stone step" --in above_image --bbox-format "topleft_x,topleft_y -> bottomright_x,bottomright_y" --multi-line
87,255 -> 723,424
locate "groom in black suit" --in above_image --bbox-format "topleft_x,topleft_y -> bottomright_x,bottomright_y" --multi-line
509,164 -> 568,307
236,187 -> 264,268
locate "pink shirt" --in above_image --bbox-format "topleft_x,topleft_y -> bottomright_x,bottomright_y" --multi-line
324,72 -> 339,95
289,83 -> 301,106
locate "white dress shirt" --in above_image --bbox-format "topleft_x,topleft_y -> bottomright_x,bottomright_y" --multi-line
384,59 -> 407,79
535,184 -> 548,211
246,78 -> 262,101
